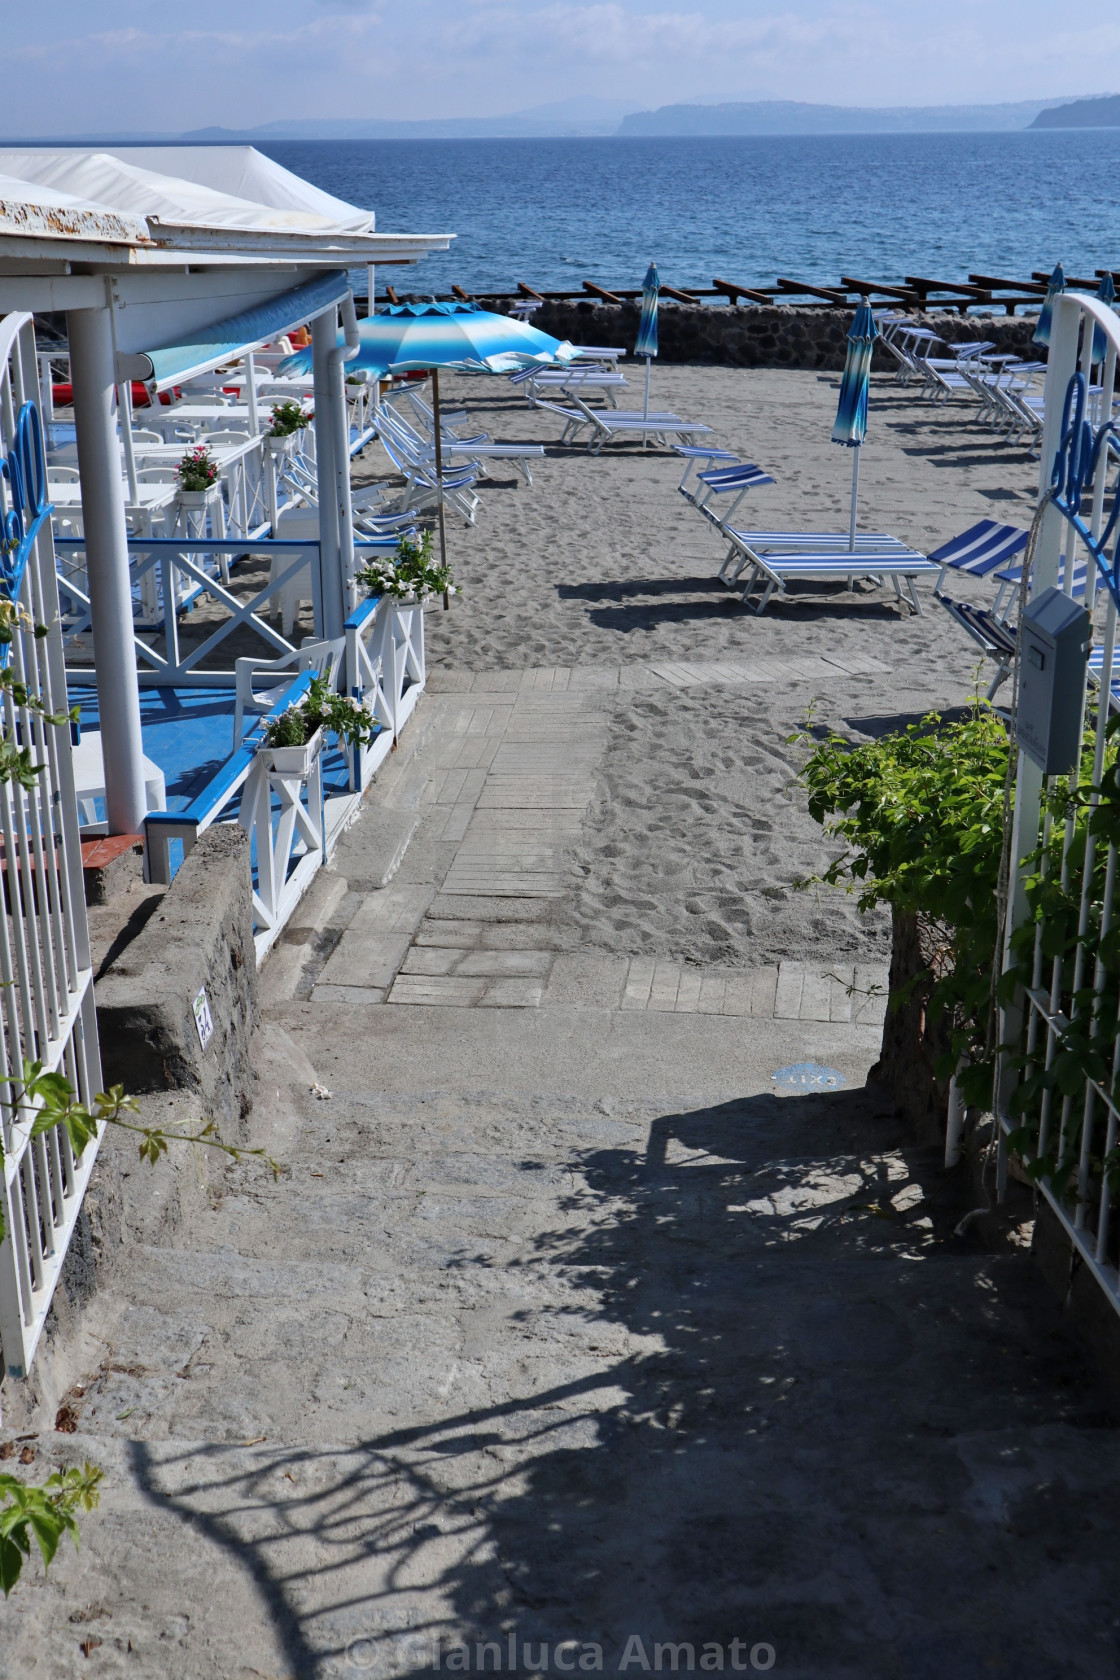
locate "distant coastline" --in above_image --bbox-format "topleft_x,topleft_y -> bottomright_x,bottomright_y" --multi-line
4,92 -> 1117,145
1031,94 -> 1120,128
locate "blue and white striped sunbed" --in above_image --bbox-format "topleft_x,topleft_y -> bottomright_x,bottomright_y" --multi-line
928,519 -> 1029,594
534,396 -> 712,452
990,555 -> 1088,617
1088,645 -> 1120,715
691,462 -> 778,526
934,527 -> 1084,699
673,444 -> 740,496
936,597 -> 1018,698
724,531 -> 937,614
717,528 -> 911,587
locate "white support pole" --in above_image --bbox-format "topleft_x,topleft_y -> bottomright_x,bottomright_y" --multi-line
1033,294 -> 1082,598
67,305 -> 148,836
245,350 -> 260,437
328,294 -> 361,625
312,310 -> 340,641
117,375 -> 139,506
848,447 -> 860,553
367,265 -> 379,415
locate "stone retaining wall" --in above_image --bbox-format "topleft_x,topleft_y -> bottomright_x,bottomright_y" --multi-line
528,300 -> 1040,372
95,825 -> 257,1128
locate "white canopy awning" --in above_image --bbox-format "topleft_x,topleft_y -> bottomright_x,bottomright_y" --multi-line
0,169 -> 150,246
0,147 -> 372,239
0,146 -> 451,266
85,147 -> 379,235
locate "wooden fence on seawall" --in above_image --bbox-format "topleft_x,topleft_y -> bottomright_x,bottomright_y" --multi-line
375,270 -> 1116,318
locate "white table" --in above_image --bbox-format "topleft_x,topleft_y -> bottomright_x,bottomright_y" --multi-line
48,480 -> 179,518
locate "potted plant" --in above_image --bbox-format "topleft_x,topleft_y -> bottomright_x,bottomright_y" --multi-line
175,444 -> 221,508
267,399 -> 313,454
355,530 -> 458,610
258,674 -> 377,774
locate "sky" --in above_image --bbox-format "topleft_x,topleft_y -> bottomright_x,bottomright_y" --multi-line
6,1 -> 1120,134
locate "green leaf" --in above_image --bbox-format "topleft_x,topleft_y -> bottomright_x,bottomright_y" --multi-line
25,1507 -> 68,1570
0,1529 -> 30,1596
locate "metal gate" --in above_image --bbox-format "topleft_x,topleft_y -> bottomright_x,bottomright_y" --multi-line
998,287 -> 1120,1317
0,311 -> 102,1381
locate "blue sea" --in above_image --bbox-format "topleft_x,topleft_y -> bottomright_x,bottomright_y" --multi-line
263,131 -> 1120,299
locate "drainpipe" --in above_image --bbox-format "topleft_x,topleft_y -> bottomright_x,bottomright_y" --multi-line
328,293 -> 361,631
311,311 -> 338,642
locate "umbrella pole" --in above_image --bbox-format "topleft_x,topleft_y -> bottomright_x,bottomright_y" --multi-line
849,446 -> 860,553
431,367 -> 450,609
643,356 -> 651,445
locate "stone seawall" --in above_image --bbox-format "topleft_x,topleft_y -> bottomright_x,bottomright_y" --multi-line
528,300 -> 1040,372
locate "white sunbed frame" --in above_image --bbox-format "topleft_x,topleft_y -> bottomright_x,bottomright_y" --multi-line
719,528 -> 937,614
534,396 -> 712,452
378,400 -> 544,486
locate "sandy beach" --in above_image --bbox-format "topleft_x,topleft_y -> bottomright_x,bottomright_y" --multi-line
355,365 -> 1038,972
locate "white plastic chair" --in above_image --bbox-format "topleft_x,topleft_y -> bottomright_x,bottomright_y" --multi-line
233,635 -> 346,749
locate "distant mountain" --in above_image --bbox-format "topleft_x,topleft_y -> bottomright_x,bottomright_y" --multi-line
181,99 -> 646,143
1031,95 -> 1120,128
618,98 -> 1080,136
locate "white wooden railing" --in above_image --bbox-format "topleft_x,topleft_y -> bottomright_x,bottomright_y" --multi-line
344,593 -> 426,790
145,595 -> 426,959
0,314 -> 102,1381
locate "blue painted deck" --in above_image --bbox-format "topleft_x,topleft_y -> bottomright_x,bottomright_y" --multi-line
70,683 -> 354,814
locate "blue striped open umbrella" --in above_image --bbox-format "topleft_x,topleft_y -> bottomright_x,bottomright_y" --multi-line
634,262 -> 659,424
831,302 -> 879,551
1092,271 -> 1117,365
280,300 -> 577,378
1033,262 -> 1066,348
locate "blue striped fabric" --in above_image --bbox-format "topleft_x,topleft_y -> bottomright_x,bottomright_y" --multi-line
281,301 -> 577,378
1093,272 -> 1117,365
1033,262 -> 1065,349
697,463 -> 777,490
927,519 -> 1029,577
634,262 -> 659,360
993,556 -> 1088,599
831,303 -> 878,448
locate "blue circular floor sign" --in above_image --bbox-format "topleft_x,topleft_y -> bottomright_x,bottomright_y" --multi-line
772,1062 -> 847,1092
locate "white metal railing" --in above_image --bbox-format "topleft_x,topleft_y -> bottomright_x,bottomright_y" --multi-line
998,289 -> 1120,1314
0,313 -> 102,1381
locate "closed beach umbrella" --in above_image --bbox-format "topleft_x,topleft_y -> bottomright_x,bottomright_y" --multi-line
1092,271 -> 1117,365
831,301 -> 879,552
1033,262 -> 1066,348
634,261 -> 659,425
281,302 -> 577,592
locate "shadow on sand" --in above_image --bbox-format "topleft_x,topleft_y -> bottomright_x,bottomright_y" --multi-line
130,1088 -> 1120,1680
